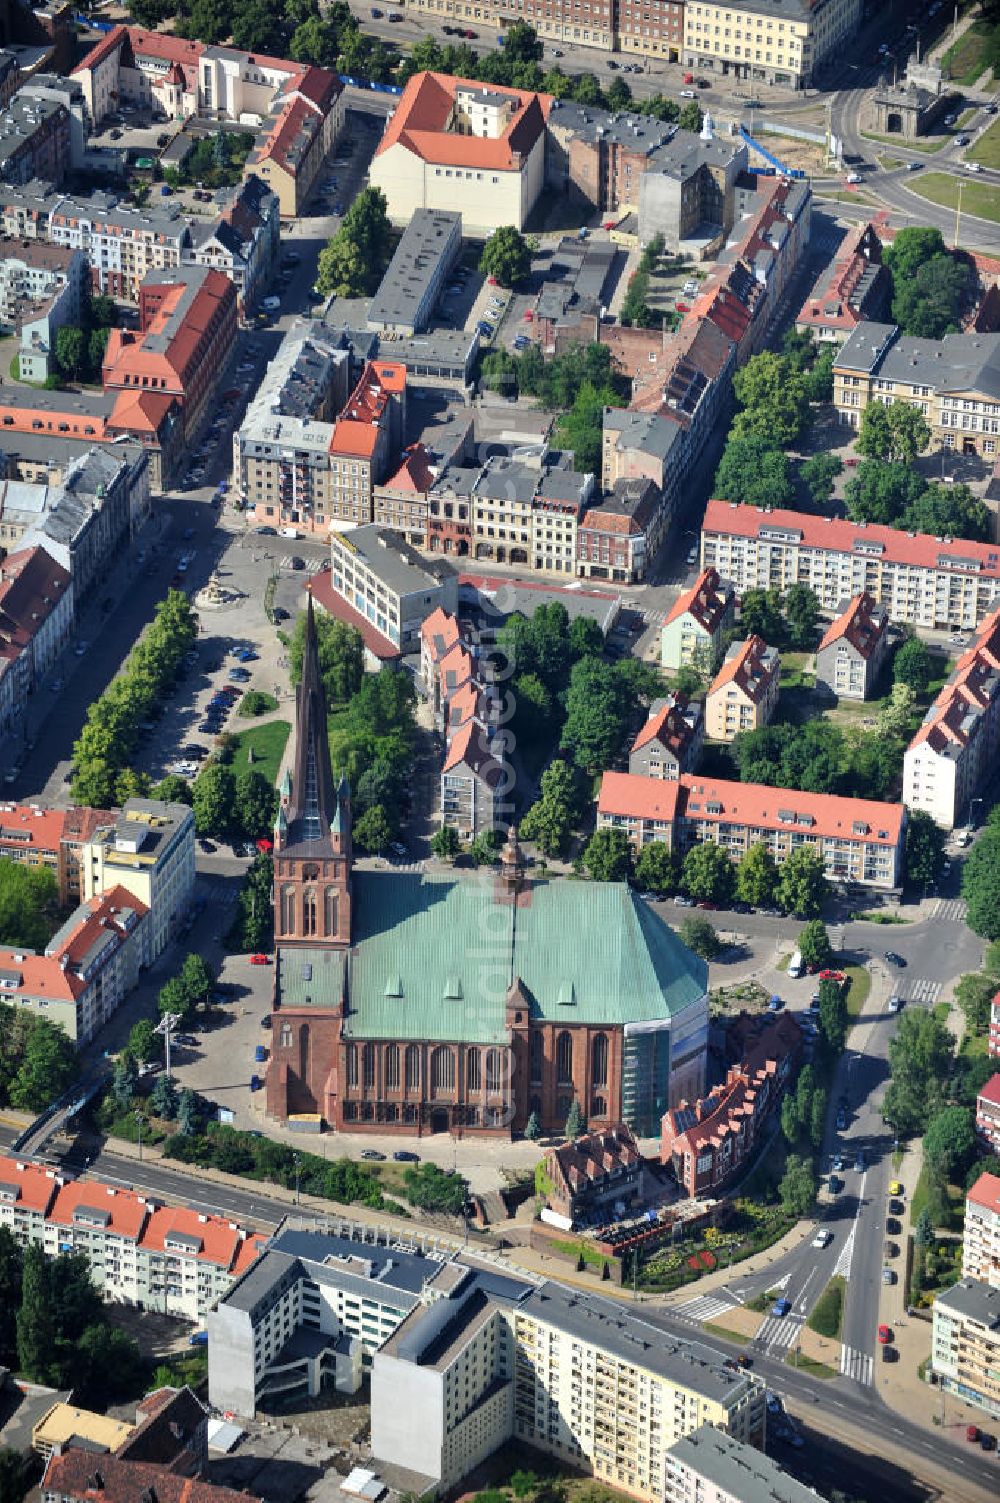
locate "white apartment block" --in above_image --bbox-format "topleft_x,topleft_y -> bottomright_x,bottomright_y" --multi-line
932,1279 -> 1000,1419
903,608 -> 1000,830
664,1424 -> 825,1503
965,1172 -> 1000,1290
701,499 -> 1000,634
81,798 -> 195,959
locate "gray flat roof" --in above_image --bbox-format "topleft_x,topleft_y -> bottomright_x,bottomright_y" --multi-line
666,1426 -> 823,1503
367,209 -> 460,332
333,524 -> 455,596
935,1278 -> 1000,1327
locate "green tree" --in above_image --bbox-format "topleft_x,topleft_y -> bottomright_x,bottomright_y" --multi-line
520,759 -> 582,858
893,636 -> 932,695
731,351 -> 810,446
798,919 -> 833,970
682,842 -> 735,905
884,226 -> 948,283
479,225 -> 531,287
777,847 -> 828,918
954,970 -> 997,1035
817,977 -> 848,1056
178,0 -> 230,43
230,0 -> 284,51
633,841 -> 680,897
678,915 -> 721,960
856,401 -> 931,465
781,1091 -> 800,1146
150,1071 -> 179,1120
177,1087 -> 201,1137
844,459 -> 926,526
583,828 -> 632,883
0,861 -> 60,950
892,253 -> 972,339
713,436 -> 794,510
883,1008 -> 954,1134
784,583 -> 820,650
431,825 -> 461,861
901,480 -> 991,543
778,1155 -> 816,1217
800,450 -> 843,507
736,841 -> 779,908
0,1226 -> 22,1366
290,13 -> 340,66
9,1020 -> 77,1111
905,808 -> 946,888
158,975 -> 191,1023
737,586 -> 785,644
678,100 -> 704,132
111,1052 -> 138,1111
565,1098 -> 585,1139
152,773 -> 193,805
192,763 -> 236,838
553,379 -> 623,473
234,768 -> 278,840
963,825 -> 1000,939
877,681 -> 917,738
55,325 -> 85,381
469,830 -> 503,866
17,1245 -> 55,1381
923,1105 -> 976,1181
74,1324 -> 145,1409
127,1017 -> 159,1065
354,804 -> 392,854
288,611 -> 364,703
809,1086 -> 828,1149
87,325 -> 110,379
180,952 -> 213,1008
560,656 -> 628,773
524,1110 -> 541,1142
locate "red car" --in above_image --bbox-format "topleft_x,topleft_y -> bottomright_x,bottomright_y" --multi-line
256,837 -> 274,853
249,953 -> 271,966
877,1324 -> 892,1345
967,1425 -> 980,1443
819,968 -> 846,982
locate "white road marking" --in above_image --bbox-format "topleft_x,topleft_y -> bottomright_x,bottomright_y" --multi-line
840,1344 -> 874,1386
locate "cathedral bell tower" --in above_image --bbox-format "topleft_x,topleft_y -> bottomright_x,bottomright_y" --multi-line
272,596 -> 352,948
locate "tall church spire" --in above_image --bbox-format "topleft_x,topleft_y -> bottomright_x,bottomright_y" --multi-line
284,595 -> 339,849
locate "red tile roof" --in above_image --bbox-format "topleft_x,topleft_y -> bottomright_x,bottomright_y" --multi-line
47,1179 -> 150,1240
329,361 -> 406,459
663,566 -> 732,634
231,1232 -> 270,1276
0,1155 -> 62,1214
979,1074 -> 1000,1109
707,635 -> 779,705
43,1450 -> 262,1503
703,498 -> 1000,577
632,694 -> 696,756
442,719 -> 503,787
818,592 -> 888,657
908,607 -> 1000,753
967,1170 -> 1000,1214
0,945 -> 84,1001
138,1204 -> 243,1268
308,570 -> 400,662
72,25 -> 129,75
598,772 -> 682,823
385,443 -> 436,493
376,71 -> 550,172
678,773 -> 904,846
420,606 -> 461,661
0,801 -> 68,856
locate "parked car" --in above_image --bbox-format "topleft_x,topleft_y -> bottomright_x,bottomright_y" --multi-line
877,1324 -> 892,1344
393,1149 -> 420,1162
361,1149 -> 386,1161
249,953 -> 271,965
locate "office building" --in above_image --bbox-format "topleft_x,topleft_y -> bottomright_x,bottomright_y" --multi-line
370,72 -> 550,233
328,524 -> 457,653
903,607 -> 1000,830
367,208 -> 461,337
597,771 -> 906,890
682,0 -> 863,90
704,635 -> 780,741
664,1423 -> 825,1503
833,321 -> 1000,459
701,499 -> 1000,633
815,592 -> 889,702
629,694 -> 704,780
81,798 -> 195,960
931,1278 -> 1000,1419
964,1171 -> 1000,1289
661,566 -> 735,671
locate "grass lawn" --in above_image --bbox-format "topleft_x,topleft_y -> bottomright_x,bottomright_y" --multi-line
842,964 -> 870,1021
933,999 -> 952,1025
851,910 -> 911,925
861,129 -> 952,154
785,1351 -> 837,1379
702,1320 -> 742,1344
226,719 -> 290,786
908,171 -> 1000,224
942,19 -> 997,87
971,117 -> 1000,170
911,1163 -> 930,1226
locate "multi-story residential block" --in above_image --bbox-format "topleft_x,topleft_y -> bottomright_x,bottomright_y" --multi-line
366,208 -> 461,337
661,1012 -> 802,1195
42,1448 -> 263,1503
597,771 -> 906,889
441,718 -> 506,838
683,0 -> 863,90
235,323 -> 352,535
664,1423 -> 826,1503
538,1123 -> 645,1227
400,0 -> 616,51
245,68 -> 344,218
0,803 -> 114,904
186,175 -> 279,312
619,0 -> 685,61
0,236 -> 87,381
701,499 -> 1000,633
370,72 -> 550,233
705,634 -> 780,741
796,222 -> 891,343
373,1274 -> 765,1497
833,321 -> 1000,459
328,524 -> 458,654
420,605 -> 463,705
0,544 -> 72,714
661,566 -> 735,671
20,447 -> 149,606
0,1156 -> 61,1246
931,1278 -> 1000,1418
815,592 -> 889,702
904,608 -> 1000,830
327,361 -> 408,530
992,990 -> 1000,1059
977,1076 -> 1000,1154
103,266 -> 238,445
374,442 -> 438,549
629,693 -> 704,779
576,477 -> 667,583
632,316 -> 736,466
964,1172 -> 1000,1288
602,408 -> 685,498
0,885 -> 150,1045
0,94 -> 69,186
81,798 -> 195,960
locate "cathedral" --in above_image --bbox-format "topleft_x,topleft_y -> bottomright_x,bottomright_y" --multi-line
265,601 -> 710,1139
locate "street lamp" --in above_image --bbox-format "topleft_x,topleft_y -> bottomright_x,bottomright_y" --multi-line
293,1151 -> 301,1205
135,1110 -> 144,1163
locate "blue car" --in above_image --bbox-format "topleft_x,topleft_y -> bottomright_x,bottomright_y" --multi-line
772,1298 -> 792,1318
237,648 -> 257,663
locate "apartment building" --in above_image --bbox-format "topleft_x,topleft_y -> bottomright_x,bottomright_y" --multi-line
977,1076 -> 1000,1155
661,566 -> 735,671
704,634 -> 780,741
42,1449 -> 262,1503
235,324 -> 352,535
576,478 -> 668,583
631,316 -> 736,467
796,222 -> 891,343
373,1274 -> 765,1498
329,525 -> 458,653
932,1278 -> 1000,1419
0,95 -> 69,187
0,237 -> 86,378
0,545 -> 72,712
327,361 -> 408,530
402,0 -> 616,50
964,1172 -> 1000,1289
370,72 -> 550,233
367,209 -> 461,337
0,803 -> 114,904
81,798 -> 195,960
833,321 -> 1000,458
18,447 -> 148,606
0,885 -> 149,1046
903,608 -> 1000,830
0,1156 -> 61,1246
992,990 -> 1000,1060
185,174 -> 279,312
597,771 -> 906,889
103,266 -> 237,445
246,69 -> 344,218
664,1424 -> 825,1503
629,694 -> 704,779
683,0 -> 863,90
815,592 -> 889,702
374,442 -> 438,549
539,1123 -> 645,1226
701,499 -> 1000,633
619,0 -> 685,61
441,718 -> 506,838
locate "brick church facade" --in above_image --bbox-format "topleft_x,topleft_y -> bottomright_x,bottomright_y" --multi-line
265,600 -> 708,1139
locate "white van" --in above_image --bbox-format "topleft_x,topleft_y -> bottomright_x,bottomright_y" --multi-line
788,948 -> 804,979
263,295 -> 281,312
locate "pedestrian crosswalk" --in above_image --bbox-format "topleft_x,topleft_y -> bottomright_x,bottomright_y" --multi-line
754,1312 -> 805,1356
673,1292 -> 739,1326
903,977 -> 942,1007
840,1344 -> 874,1386
930,897 -> 967,922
